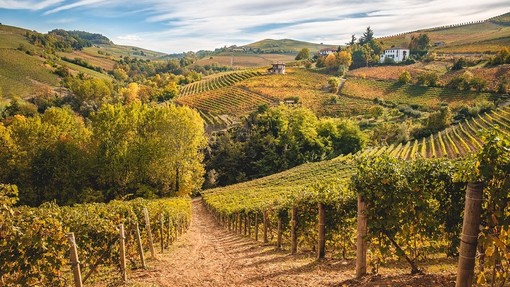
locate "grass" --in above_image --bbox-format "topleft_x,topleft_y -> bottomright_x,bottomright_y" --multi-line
58,59 -> 112,80
238,68 -> 339,114
341,78 -> 491,110
83,45 -> 166,61
59,50 -> 117,71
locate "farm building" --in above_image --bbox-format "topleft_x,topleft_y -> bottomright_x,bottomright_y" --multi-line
380,48 -> 410,63
268,63 -> 286,74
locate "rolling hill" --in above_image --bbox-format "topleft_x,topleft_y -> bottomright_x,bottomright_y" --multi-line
242,39 -> 339,54
379,12 -> 510,53
0,24 -> 165,99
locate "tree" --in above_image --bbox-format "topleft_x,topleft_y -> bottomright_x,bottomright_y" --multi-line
325,53 -> 338,71
409,33 -> 430,53
359,26 -> 374,45
295,48 -> 311,60
337,51 -> 352,69
347,34 -> 357,46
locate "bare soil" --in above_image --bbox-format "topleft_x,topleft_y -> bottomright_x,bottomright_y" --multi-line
127,199 -> 455,287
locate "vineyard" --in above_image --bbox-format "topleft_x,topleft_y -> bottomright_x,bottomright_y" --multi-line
179,70 -> 262,97
202,104 -> 510,284
175,86 -> 277,117
341,78 -> 491,110
0,192 -> 191,286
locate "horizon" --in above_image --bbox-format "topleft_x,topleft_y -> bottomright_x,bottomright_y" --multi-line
0,1 -> 509,54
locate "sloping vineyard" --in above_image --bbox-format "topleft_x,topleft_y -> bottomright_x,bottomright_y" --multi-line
341,78 -> 491,109
175,86 -> 277,117
361,106 -> 510,160
202,105 -> 510,269
179,70 -> 262,97
0,195 -> 191,286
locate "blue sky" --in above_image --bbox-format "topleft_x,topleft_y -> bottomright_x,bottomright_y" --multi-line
0,0 -> 508,53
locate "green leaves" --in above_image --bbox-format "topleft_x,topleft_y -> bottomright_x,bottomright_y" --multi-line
0,197 -> 191,286
351,155 -> 466,270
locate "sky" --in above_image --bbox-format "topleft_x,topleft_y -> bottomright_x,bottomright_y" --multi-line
0,0 -> 508,53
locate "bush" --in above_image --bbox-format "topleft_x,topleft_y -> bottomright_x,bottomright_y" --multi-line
447,71 -> 473,91
416,71 -> 439,87
398,70 -> 412,84
470,77 -> 487,93
328,77 -> 340,93
451,58 -> 467,70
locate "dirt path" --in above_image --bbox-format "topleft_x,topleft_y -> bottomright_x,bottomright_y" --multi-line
128,199 -> 455,287
128,198 -> 355,287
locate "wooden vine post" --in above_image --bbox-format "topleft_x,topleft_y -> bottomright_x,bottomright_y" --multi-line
68,232 -> 83,287
160,214 -> 165,253
167,218 -> 172,247
143,208 -> 156,259
244,214 -> 248,236
135,222 -> 146,268
456,182 -> 484,287
290,206 -> 297,254
356,195 -> 368,278
248,214 -> 252,237
276,215 -> 283,250
318,202 -> 326,259
263,210 -> 269,244
237,213 -> 242,234
255,213 -> 259,241
119,224 -> 127,282
228,215 -> 232,232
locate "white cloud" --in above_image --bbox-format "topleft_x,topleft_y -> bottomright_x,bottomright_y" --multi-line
44,0 -> 106,14
0,0 -> 64,10
116,34 -> 142,42
1,0 -> 508,52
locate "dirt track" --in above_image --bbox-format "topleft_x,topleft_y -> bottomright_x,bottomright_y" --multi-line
128,199 -> 456,287
128,198 -> 355,287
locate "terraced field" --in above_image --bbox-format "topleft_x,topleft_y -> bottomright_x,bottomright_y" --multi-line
176,86 -> 277,116
361,106 -> 510,160
341,78 -> 491,109
179,70 -> 263,97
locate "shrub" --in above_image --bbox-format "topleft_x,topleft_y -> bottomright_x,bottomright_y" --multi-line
416,71 -> 438,87
470,77 -> 487,93
328,77 -> 340,93
398,70 -> 412,84
447,71 -> 473,91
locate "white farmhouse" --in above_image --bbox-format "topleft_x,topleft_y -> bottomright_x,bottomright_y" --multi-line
380,48 -> 410,63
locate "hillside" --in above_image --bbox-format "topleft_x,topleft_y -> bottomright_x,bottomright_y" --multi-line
242,39 -> 339,54
379,12 -> 510,53
0,24 -> 165,99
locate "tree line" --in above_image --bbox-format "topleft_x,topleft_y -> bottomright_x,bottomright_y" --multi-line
205,105 -> 366,187
0,103 -> 206,206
